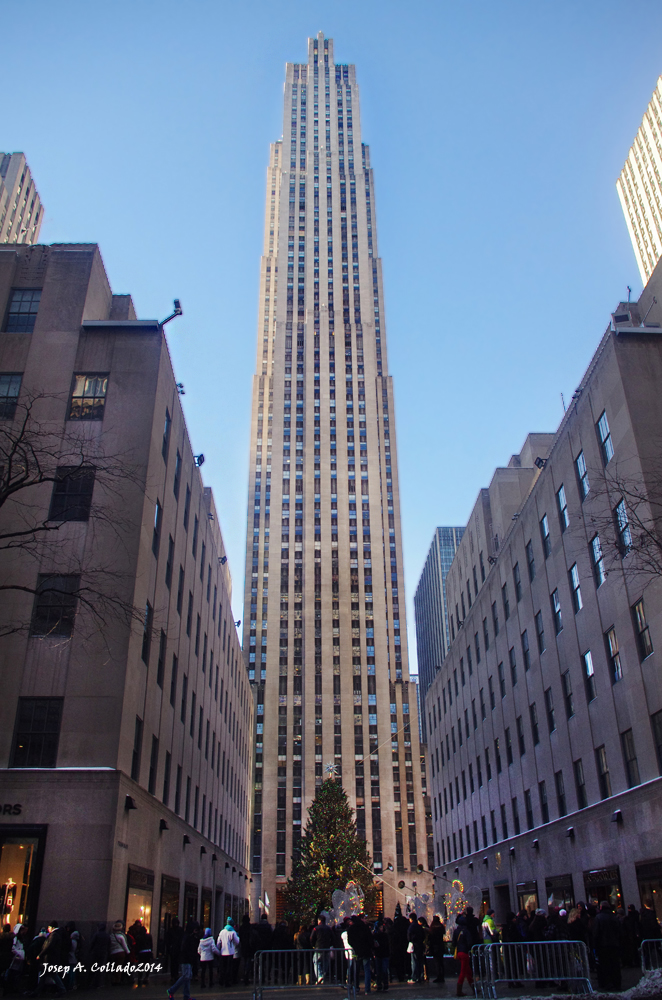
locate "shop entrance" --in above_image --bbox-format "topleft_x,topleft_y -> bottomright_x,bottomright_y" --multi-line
636,859 -> 662,921
583,867 -> 623,909
545,874 -> 575,910
201,888 -> 212,931
0,826 -> 46,932
158,876 -> 180,956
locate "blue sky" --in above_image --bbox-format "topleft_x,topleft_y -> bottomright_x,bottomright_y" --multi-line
4,0 -> 662,668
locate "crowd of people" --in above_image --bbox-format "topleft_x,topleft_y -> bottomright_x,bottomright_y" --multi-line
1,898 -> 660,996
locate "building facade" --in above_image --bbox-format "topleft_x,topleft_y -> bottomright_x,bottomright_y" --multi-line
617,76 -> 662,284
414,526 -> 464,739
243,34 -> 430,917
426,271 -> 662,922
0,244 -> 252,944
0,153 -> 43,245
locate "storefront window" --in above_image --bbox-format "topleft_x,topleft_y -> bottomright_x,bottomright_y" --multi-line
184,882 -> 198,924
546,874 -> 575,910
517,881 -> 538,915
583,867 -> 622,909
158,876 -> 180,956
637,860 -> 662,922
0,832 -> 42,928
126,866 -> 154,933
201,888 -> 212,931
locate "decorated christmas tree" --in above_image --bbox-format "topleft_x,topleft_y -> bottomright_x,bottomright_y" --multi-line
283,777 -> 377,922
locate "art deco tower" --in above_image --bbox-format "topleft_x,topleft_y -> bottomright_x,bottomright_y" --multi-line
243,34 -> 431,915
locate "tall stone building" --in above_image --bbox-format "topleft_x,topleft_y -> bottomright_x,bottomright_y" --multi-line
426,269 -> 662,919
244,34 -> 430,916
617,76 -> 662,284
415,526 -> 464,739
0,153 -> 43,244
0,244 -> 252,942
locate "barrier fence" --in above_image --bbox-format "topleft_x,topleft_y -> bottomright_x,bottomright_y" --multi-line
471,940 -> 593,998
252,948 -> 356,1000
641,938 -> 662,972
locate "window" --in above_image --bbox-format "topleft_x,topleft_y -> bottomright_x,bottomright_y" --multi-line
539,780 -> 549,823
513,562 -> 522,602
4,288 -> 41,332
68,374 -> 108,420
526,540 -> 535,581
540,514 -> 551,558
192,515 -> 199,557
597,410 -> 614,465
163,751 -> 171,806
544,687 -> 555,733
142,601 -> 153,663
596,745 -> 612,799
524,789 -> 534,830
183,485 -> 191,530
573,758 -> 588,809
186,592 -> 193,635
488,676 -> 495,710
562,670 -> 574,719
156,630 -> 166,687
48,466 -> 95,521
557,484 -> 569,531
152,500 -> 163,556
176,567 -> 184,614
165,536 -> 174,590
583,650 -> 597,702
651,711 -> 662,775
555,770 -> 567,816
605,627 -> 623,683
170,654 -> 178,707
475,632 -> 481,663
480,688 -> 486,719
0,373 -> 21,419
10,697 -> 63,767
495,738 -> 502,773
173,451 -> 182,499
30,574 -> 79,637
632,598 -> 653,659
521,629 -> 531,671
162,409 -> 171,461
498,662 -> 506,698
502,582 -> 510,621
505,728 -> 513,766
131,716 -> 143,781
530,703 -> 540,745
491,809 -> 497,843
509,646 -> 517,686
615,499 -> 632,555
500,803 -> 508,839
576,450 -> 590,499
535,610 -> 545,653
180,674 -> 188,723
621,729 -> 640,788
476,754 -> 483,787
492,601 -> 499,636
512,796 -> 521,835
569,563 -> 583,612
480,551 -> 485,582
483,617 -> 490,650
517,715 -> 525,756
551,589 -> 563,634
148,736 -> 159,794
591,534 -> 606,587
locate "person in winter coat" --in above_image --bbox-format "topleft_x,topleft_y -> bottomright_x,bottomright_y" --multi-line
294,923 -> 312,985
108,921 -> 131,985
373,917 -> 390,993
24,931 -> 47,992
3,923 -> 26,993
135,925 -> 154,987
33,923 -> 66,996
217,918 -> 240,988
310,915 -> 334,984
463,907 -> 481,948
238,915 -> 257,987
0,926 -> 13,977
593,901 -> 622,990
165,918 -> 184,985
63,925 -> 80,991
89,924 -> 110,989
197,928 -> 220,988
481,910 -> 499,943
347,915 -> 374,994
427,915 -> 446,984
451,916 -> 473,997
168,921 -> 198,1000
391,907 -> 409,983
406,915 -> 425,984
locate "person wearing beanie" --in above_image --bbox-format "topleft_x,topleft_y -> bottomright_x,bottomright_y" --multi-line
197,929 -> 220,988
217,918 -> 240,988
482,909 -> 499,943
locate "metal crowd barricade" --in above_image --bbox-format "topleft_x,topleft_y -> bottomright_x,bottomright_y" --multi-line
641,938 -> 662,972
471,940 -> 593,998
252,948 -> 356,1000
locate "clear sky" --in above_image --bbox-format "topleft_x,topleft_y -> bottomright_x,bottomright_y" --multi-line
4,0 -> 662,669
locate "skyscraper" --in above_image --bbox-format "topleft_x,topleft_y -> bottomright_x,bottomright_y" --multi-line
617,76 -> 662,284
414,526 -> 464,739
0,153 -> 43,244
244,34 -> 430,915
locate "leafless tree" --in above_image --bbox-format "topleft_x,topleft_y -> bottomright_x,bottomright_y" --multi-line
0,392 -> 150,641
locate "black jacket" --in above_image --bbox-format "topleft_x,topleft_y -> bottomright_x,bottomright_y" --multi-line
593,911 -> 621,950
347,921 -> 373,960
180,932 -> 199,965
